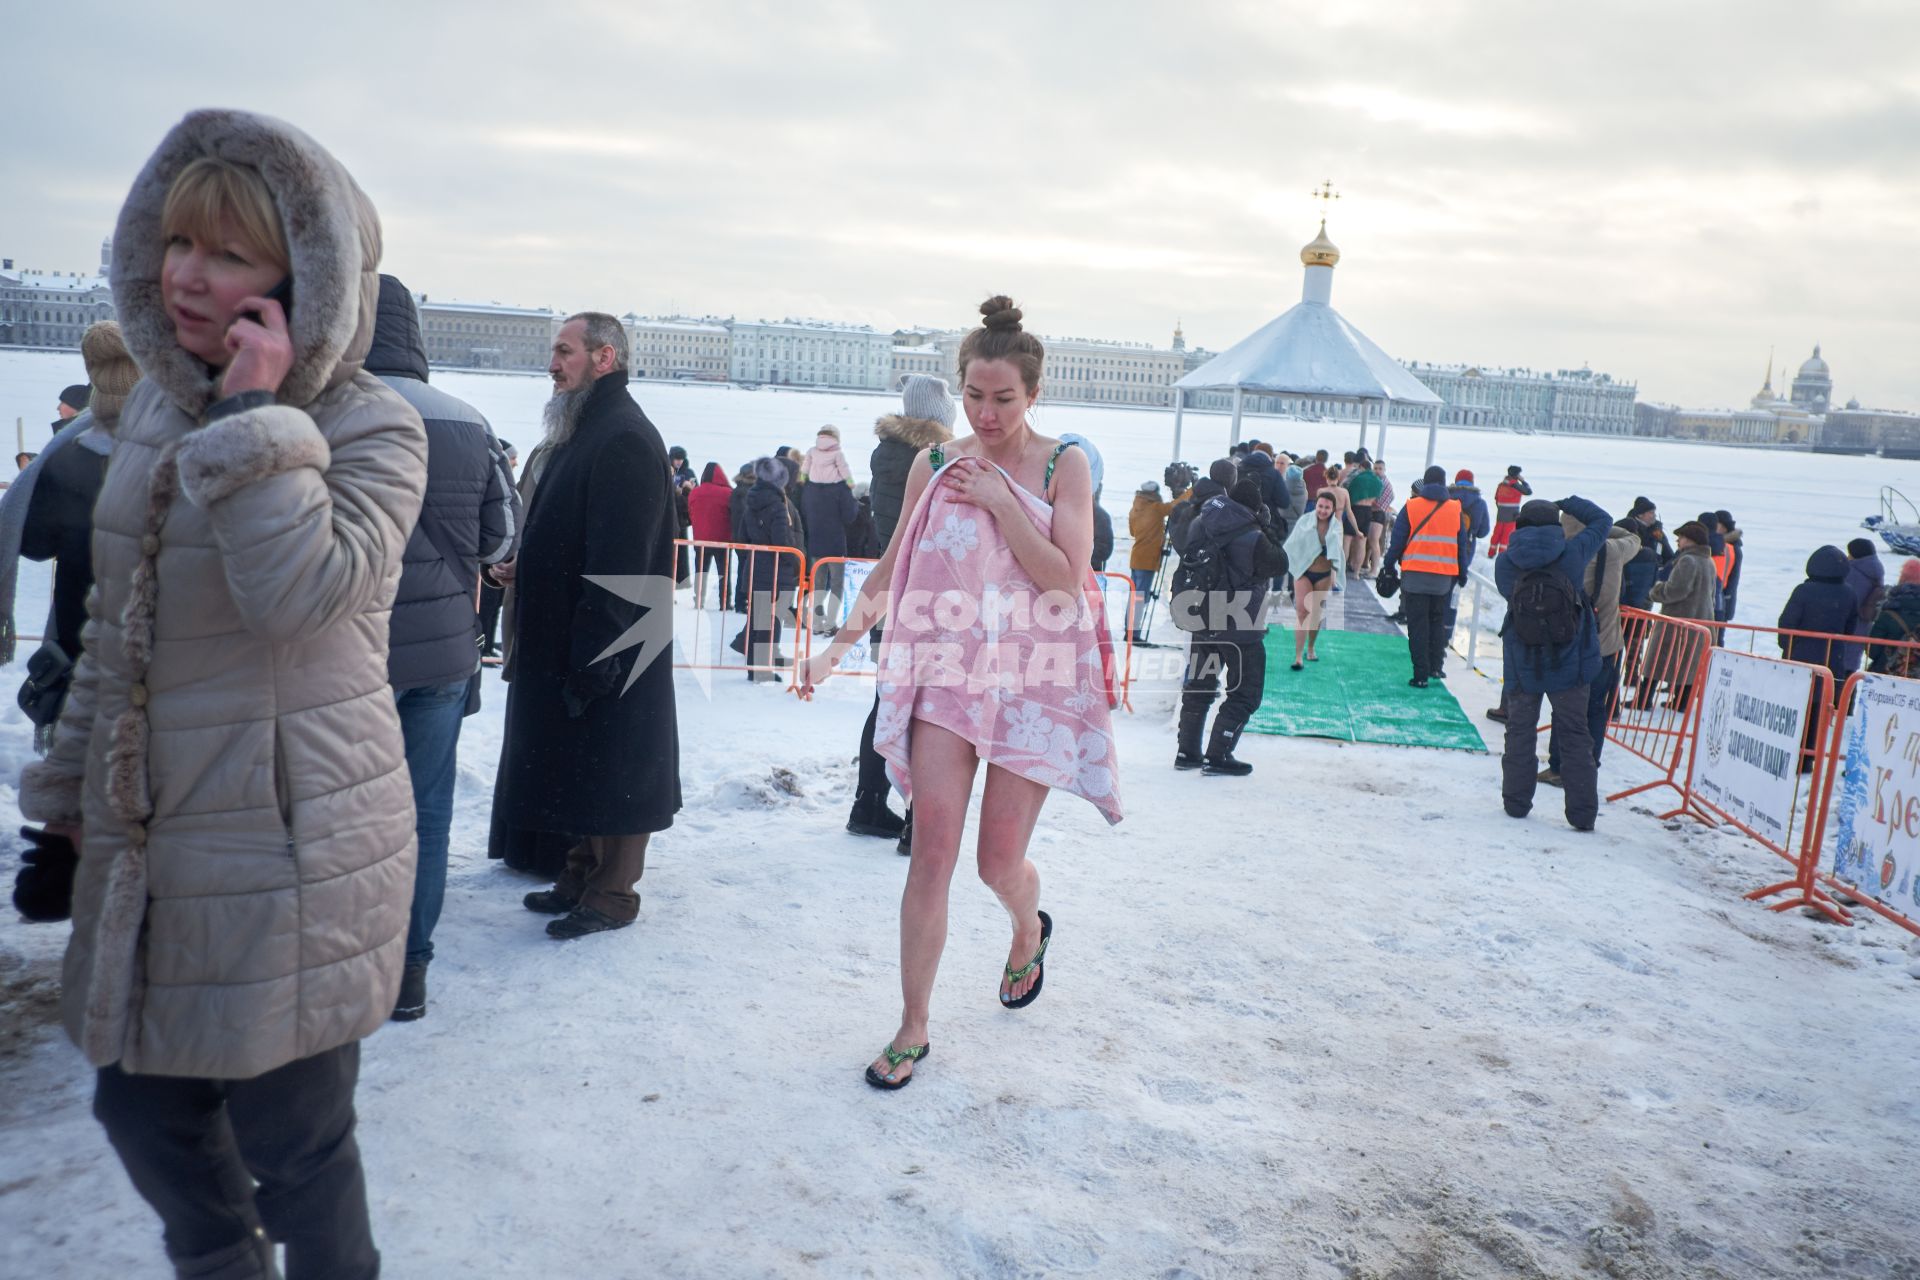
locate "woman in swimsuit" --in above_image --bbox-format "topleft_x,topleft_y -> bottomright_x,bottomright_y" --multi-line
799,296 -> 1104,1090
1283,491 -> 1345,668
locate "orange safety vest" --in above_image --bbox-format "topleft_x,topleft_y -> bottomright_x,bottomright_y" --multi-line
1711,545 -> 1734,587
1401,496 -> 1462,576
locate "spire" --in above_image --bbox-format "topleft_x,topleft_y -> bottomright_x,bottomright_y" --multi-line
1171,319 -> 1185,352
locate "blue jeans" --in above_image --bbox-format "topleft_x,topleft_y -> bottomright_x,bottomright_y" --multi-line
395,679 -> 469,966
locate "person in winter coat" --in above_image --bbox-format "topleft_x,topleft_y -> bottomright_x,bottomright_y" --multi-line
804,425 -> 852,484
1449,470 -> 1492,549
668,444 -> 695,586
16,109 -> 427,1279
1636,521 -> 1717,711
1778,545 -> 1862,679
1127,479 -> 1182,641
1545,519 -> 1638,783
1175,479 -> 1288,775
1715,510 -> 1743,621
1494,496 -> 1611,830
729,460 -> 756,613
799,452 -> 859,628
1283,459 -> 1310,520
1841,538 -> 1886,669
366,274 -> 521,1021
849,377 -> 955,845
495,312 -> 682,941
687,462 -> 734,609
1240,447 -> 1293,534
1091,491 -> 1114,572
846,481 -> 880,558
1489,465 -> 1531,555
1615,497 -> 1671,611
1283,490 -> 1346,666
1381,465 -> 1475,686
1867,558 -> 1920,675
734,455 -> 803,679
871,376 -> 954,548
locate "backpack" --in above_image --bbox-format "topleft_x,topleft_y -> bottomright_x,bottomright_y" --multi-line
1170,527 -> 1238,633
1510,567 -> 1584,675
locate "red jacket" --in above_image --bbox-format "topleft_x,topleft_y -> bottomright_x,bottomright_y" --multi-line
688,478 -> 733,542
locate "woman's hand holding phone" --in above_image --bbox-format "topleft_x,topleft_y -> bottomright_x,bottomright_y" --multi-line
219,291 -> 295,399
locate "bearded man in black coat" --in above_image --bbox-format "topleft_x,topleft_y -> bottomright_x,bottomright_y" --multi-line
490,312 -> 683,939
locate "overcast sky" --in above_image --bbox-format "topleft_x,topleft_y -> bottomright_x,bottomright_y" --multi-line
6,0 -> 1917,409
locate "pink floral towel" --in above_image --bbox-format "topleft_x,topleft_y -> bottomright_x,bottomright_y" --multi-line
873,461 -> 1123,825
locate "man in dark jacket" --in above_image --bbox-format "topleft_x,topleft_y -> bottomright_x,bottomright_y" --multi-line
669,445 -> 696,586
367,277 -> 521,1014
1175,479 -> 1288,776
1778,545 -> 1861,680
1382,466 -> 1475,687
1169,459 -> 1237,557
1615,497 -> 1671,611
1449,470 -> 1492,547
1495,495 -> 1611,831
734,457 -> 803,681
494,313 -> 682,940
850,377 -> 956,846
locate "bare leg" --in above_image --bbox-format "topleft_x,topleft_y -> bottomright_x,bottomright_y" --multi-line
870,719 -> 978,1085
976,764 -> 1050,1004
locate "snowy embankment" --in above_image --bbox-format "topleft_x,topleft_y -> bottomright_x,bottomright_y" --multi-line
0,352 -> 1915,1276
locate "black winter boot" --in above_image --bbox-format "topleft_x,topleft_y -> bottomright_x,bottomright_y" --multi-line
847,788 -> 907,838
1203,719 -> 1253,777
895,808 -> 914,856
1175,706 -> 1207,770
391,962 -> 428,1022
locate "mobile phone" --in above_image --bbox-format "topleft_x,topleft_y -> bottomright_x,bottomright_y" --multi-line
244,276 -> 294,326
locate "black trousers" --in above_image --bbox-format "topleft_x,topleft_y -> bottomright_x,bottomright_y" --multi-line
1504,684 -> 1598,828
1181,636 -> 1266,750
695,545 -> 729,610
94,1042 -> 378,1280
1403,590 -> 1452,680
857,687 -> 891,792
478,583 -> 504,653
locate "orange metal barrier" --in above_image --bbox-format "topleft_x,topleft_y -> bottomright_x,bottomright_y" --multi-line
673,538 -> 808,678
1606,608 -> 1717,805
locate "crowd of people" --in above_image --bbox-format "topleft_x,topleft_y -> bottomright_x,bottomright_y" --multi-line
2,106 -> 1909,1277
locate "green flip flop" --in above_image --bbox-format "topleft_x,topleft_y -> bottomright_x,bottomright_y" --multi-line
1000,910 -> 1052,1010
864,1041 -> 930,1090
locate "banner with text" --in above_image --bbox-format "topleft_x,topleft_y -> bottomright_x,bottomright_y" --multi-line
1693,650 -> 1814,848
1829,673 -> 1920,913
830,560 -> 877,673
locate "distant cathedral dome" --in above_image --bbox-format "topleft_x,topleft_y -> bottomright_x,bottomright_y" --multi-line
1798,344 -> 1828,377
1300,221 -> 1340,269
1846,397 -> 1860,410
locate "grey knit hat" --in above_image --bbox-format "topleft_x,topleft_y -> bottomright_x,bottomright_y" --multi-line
753,456 -> 788,487
901,374 -> 955,428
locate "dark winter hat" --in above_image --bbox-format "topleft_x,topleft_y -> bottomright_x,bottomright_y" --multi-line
1848,538 -> 1876,559
1208,458 -> 1239,487
58,384 -> 89,411
1517,499 -> 1562,528
753,456 -> 788,487
1506,464 -> 1523,477
1228,480 -> 1264,513
1675,520 -> 1710,544
1423,464 -> 1447,486
1454,469 -> 1474,483
1630,496 -> 1656,517
669,444 -> 688,461
1714,509 -> 1734,529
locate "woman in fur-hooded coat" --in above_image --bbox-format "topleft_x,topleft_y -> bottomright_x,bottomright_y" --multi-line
870,411 -> 952,547
18,109 -> 427,1083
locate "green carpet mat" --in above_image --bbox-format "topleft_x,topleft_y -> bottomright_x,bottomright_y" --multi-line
1246,628 -> 1488,752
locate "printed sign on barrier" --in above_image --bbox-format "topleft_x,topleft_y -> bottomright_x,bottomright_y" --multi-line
1830,673 -> 1920,912
1693,650 -> 1813,847
831,560 -> 877,672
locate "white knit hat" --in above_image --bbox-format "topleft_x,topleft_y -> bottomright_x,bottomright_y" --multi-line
901,374 -> 955,428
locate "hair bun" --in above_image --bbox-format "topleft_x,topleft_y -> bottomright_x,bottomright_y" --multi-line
978,295 -> 1023,333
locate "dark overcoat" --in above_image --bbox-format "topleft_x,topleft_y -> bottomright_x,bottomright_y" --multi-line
494,374 -> 681,835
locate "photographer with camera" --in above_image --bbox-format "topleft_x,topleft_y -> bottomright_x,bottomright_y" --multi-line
1127,461 -> 1192,642
1172,477 -> 1287,776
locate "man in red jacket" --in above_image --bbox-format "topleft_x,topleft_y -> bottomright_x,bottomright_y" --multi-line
1489,464 -> 1531,556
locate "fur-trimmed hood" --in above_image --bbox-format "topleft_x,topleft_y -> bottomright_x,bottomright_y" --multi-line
875,413 -> 952,449
111,108 -> 383,419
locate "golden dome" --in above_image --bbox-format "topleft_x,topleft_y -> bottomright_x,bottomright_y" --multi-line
1300,219 -> 1340,268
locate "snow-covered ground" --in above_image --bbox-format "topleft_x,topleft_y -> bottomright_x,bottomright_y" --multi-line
2,352 -> 1916,1277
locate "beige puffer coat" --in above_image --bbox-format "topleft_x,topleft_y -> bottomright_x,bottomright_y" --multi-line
19,109 -> 427,1080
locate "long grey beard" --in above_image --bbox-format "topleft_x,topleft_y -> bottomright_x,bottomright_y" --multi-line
542,381 -> 594,446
